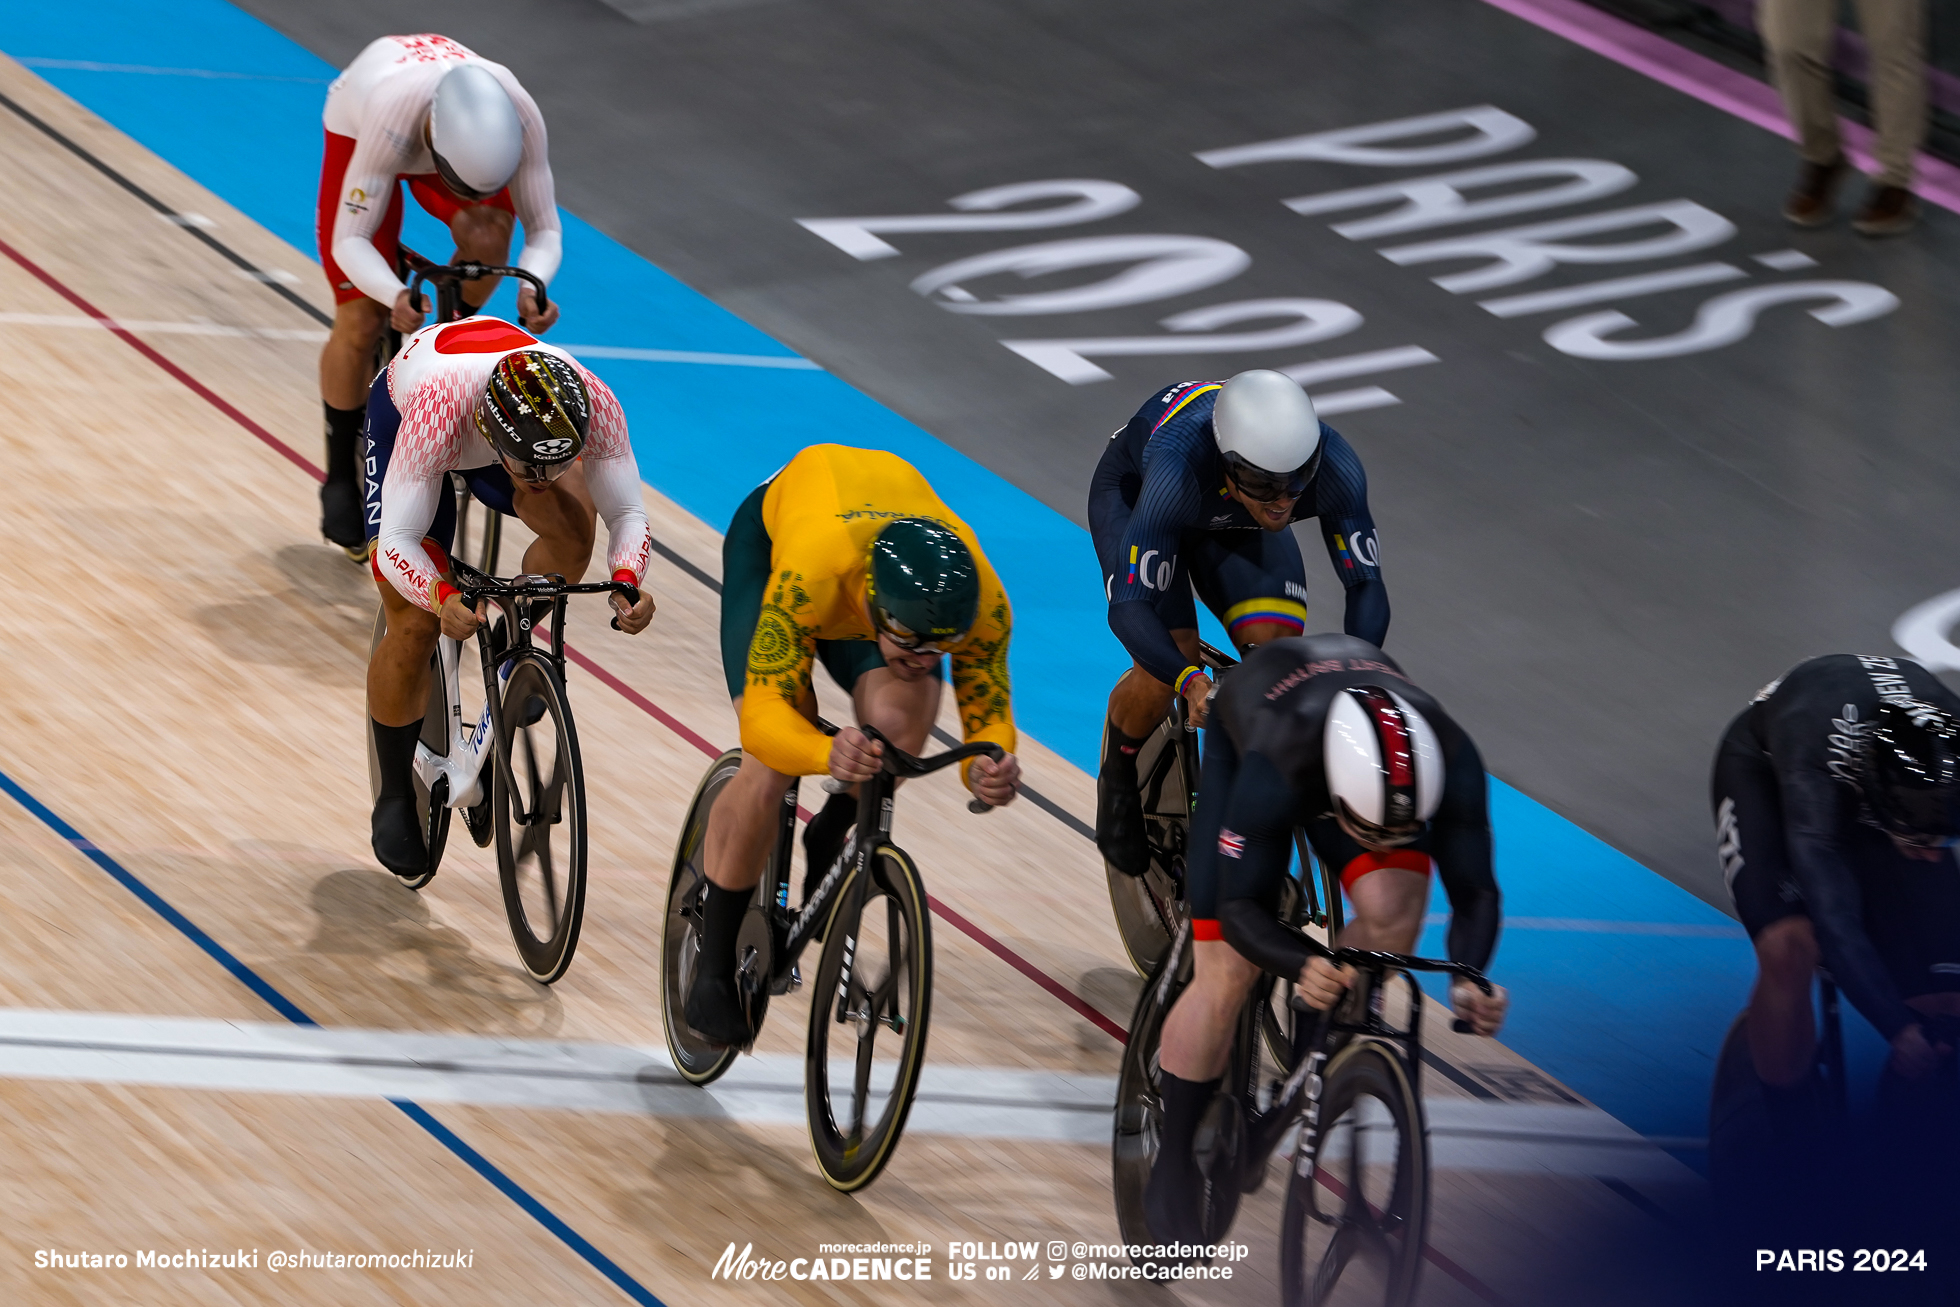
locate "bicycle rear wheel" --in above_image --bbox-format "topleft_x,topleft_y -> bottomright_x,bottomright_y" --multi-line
1280,1040 -> 1429,1307
365,608 -> 451,889
806,844 -> 931,1192
493,653 -> 587,983
1105,719 -> 1192,976
660,750 -> 746,1086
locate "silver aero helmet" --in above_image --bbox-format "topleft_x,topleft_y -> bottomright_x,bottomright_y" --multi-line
1213,368 -> 1322,502
429,65 -> 523,200
1324,685 -> 1442,847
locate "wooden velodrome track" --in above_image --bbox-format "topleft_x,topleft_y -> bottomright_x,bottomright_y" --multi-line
0,53 -> 1707,1307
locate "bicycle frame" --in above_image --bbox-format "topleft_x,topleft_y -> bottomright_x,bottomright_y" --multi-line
410,631 -> 502,810
1216,943 -> 1492,1191
749,725 -> 1004,1002
409,561 -> 637,817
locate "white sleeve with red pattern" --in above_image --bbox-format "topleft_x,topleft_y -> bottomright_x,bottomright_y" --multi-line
376,377 -> 475,612
376,471 -> 449,613
579,370 -> 651,586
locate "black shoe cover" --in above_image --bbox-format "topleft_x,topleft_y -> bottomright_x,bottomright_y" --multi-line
1097,764 -> 1150,878
684,970 -> 753,1047
371,794 -> 427,878
321,477 -> 364,549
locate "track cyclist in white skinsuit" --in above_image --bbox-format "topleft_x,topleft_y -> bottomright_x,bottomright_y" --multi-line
315,33 -> 567,556
363,316 -> 657,878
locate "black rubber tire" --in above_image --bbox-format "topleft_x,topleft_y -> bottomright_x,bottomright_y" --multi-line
805,844 -> 932,1192
1105,718 -> 1193,977
493,653 -> 586,984
1111,926 -> 1195,1251
1280,1040 -> 1430,1307
365,607 -> 451,890
660,750 -> 746,1087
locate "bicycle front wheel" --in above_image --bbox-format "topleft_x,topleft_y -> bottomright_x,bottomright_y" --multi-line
806,844 -> 932,1192
366,607 -> 451,889
1280,1040 -> 1430,1307
493,654 -> 587,984
660,750 -> 746,1086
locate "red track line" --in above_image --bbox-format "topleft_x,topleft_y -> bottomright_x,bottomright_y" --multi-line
1312,1168 -> 1509,1305
926,894 -> 1128,1044
4,232 -> 1499,1305
0,236 -> 321,481
0,232 -> 1131,1043
556,643 -> 724,761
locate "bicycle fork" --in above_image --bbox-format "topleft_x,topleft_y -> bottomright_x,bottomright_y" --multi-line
411,636 -> 505,808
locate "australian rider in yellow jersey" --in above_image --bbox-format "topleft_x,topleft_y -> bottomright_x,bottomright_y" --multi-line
685,444 -> 1022,1045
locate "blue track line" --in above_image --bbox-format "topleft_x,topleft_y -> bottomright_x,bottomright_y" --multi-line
0,764 -> 668,1307
0,0 -> 1772,1147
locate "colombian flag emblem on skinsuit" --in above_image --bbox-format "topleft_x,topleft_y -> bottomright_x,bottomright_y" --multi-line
1127,545 -> 1138,585
1334,534 -> 1353,569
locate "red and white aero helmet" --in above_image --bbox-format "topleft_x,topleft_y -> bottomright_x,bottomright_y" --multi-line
1324,685 -> 1442,845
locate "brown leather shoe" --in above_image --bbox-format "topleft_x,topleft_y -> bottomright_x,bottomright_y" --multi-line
1852,184 -> 1919,237
1782,157 -> 1849,227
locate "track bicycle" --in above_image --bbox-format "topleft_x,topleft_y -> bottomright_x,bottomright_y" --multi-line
363,558 -> 637,983
1114,910 -> 1492,1307
660,724 -> 1003,1191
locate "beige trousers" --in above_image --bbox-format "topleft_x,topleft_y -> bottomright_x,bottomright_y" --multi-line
1758,0 -> 1928,186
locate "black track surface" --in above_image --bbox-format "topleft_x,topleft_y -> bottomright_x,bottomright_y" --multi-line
236,0 -> 1960,910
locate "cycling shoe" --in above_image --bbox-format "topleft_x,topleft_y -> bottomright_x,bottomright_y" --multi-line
1097,762 -> 1150,878
684,969 -> 753,1048
370,794 -> 428,880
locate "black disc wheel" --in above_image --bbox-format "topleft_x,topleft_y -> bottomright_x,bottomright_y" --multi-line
1105,719 -> 1193,977
806,844 -> 932,1192
660,750 -> 746,1087
492,654 -> 586,983
366,608 -> 451,890
1280,1041 -> 1430,1307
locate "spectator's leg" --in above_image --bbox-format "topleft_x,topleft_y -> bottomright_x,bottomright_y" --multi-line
1851,0 -> 1928,234
1759,0 -> 1852,224
1857,0 -> 1929,185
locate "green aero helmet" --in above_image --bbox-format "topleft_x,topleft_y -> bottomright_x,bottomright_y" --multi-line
867,518 -> 980,651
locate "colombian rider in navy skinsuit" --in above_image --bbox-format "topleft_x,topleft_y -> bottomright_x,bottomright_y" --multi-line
1089,369 -> 1390,877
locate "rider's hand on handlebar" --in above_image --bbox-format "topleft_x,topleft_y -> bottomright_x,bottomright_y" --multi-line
517,286 -> 560,334
391,288 -> 428,334
439,592 -> 485,641
610,588 -> 656,635
1298,955 -> 1354,1011
1889,1023 -> 1944,1079
1182,671 -> 1215,728
828,726 -> 884,784
966,752 -> 1021,807
1450,978 -> 1509,1037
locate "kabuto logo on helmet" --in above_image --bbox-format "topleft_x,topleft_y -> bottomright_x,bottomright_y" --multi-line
476,348 -> 590,469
